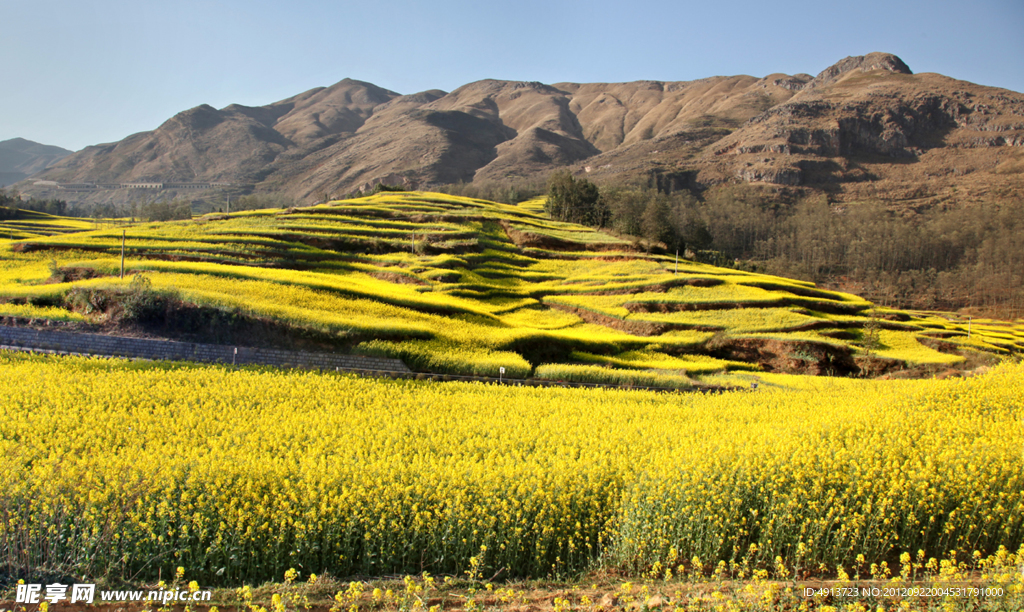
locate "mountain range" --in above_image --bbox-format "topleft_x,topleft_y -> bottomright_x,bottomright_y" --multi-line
0,138 -> 72,188
14,52 -> 1024,207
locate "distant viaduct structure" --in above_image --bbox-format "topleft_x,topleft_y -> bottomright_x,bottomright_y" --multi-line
34,181 -> 239,192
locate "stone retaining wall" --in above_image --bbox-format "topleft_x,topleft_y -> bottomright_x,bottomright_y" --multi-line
0,325 -> 410,372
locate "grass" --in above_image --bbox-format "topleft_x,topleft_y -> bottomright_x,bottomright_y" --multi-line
3,196 -> 1024,608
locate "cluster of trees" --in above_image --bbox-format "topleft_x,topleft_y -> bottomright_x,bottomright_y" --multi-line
544,172 -> 713,255
1,187 -> 309,222
545,171 -> 603,225
675,185 -> 1024,316
67,199 -> 193,222
0,189 -> 190,221
222,193 -> 296,213
543,174 -> 1024,317
438,180 -> 545,205
600,187 -> 714,255
136,199 -> 193,222
0,190 -> 69,219
707,190 -> 1024,316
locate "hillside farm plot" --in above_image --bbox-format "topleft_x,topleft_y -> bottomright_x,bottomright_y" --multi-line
0,192 -> 1020,385
0,210 -> 100,240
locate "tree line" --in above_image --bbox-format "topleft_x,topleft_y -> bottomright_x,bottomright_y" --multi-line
0,189 -> 191,222
436,180 -> 546,205
542,173 -> 1024,318
0,190 -> 69,219
0,189 -> 302,222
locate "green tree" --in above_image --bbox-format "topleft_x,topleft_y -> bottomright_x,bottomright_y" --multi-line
640,194 -> 672,250
545,170 -> 604,225
602,187 -> 646,236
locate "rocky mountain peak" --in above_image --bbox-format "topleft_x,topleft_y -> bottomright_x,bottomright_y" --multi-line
164,104 -> 226,132
811,52 -> 913,87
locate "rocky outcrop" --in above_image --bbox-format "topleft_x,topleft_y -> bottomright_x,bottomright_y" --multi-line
735,163 -> 802,185
730,93 -> 968,158
807,52 -> 913,88
693,54 -> 1024,192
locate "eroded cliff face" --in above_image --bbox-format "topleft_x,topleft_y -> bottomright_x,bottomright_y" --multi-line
21,53 -> 1024,206
684,54 -> 1024,199
727,91 -> 999,159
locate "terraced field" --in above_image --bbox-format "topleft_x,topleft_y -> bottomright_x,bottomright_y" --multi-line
1,192 -> 1020,386
0,209 -> 100,240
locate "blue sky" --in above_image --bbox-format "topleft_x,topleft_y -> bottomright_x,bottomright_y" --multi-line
3,0 -> 1023,151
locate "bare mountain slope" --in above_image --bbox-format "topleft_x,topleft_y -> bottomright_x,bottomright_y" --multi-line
684,54 -> 1024,203
262,107 -> 514,197
20,53 -> 1024,207
39,104 -> 292,184
268,78 -> 400,145
0,138 -> 72,187
579,53 -> 1024,205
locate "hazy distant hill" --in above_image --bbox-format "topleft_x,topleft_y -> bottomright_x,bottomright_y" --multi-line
19,53 -> 1024,207
0,138 -> 72,187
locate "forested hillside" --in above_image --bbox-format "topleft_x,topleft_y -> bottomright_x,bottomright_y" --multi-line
580,183 -> 1024,317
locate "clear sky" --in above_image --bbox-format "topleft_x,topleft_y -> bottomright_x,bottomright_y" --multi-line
3,0 -> 1023,152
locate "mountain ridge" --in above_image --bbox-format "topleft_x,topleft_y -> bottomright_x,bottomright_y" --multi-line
16,52 -> 1024,207
0,138 -> 73,187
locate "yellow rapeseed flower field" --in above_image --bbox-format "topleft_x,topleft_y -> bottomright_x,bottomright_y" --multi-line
1,351 -> 1021,587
